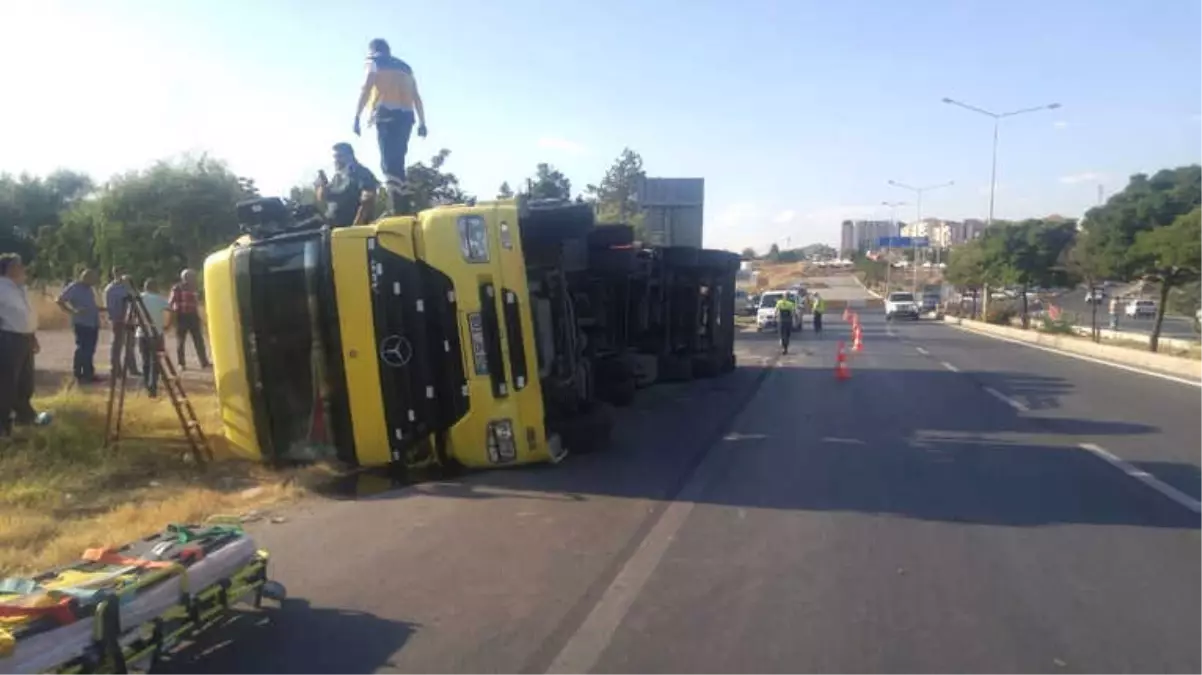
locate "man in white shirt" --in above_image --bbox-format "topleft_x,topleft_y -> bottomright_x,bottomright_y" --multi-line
136,279 -> 172,397
0,253 -> 43,435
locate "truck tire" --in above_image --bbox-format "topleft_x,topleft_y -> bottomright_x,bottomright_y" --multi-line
596,357 -> 637,407
693,355 -> 718,378
659,354 -> 693,382
558,402 -> 615,454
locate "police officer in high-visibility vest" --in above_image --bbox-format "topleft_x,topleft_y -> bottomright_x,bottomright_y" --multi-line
811,292 -> 826,334
775,294 -> 798,354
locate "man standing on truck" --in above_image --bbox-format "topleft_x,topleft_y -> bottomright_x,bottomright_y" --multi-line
316,143 -> 381,228
353,38 -> 427,214
775,294 -> 797,354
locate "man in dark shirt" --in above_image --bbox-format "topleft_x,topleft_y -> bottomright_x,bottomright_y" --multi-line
317,143 -> 381,227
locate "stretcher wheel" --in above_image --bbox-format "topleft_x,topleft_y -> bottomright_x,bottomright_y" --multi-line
261,580 -> 288,602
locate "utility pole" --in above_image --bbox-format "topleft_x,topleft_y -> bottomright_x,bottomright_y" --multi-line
888,180 -> 954,293
882,201 -> 906,293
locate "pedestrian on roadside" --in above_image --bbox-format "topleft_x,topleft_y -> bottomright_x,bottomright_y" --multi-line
352,37 -> 428,214
56,267 -> 102,383
812,292 -> 825,334
103,267 -> 139,378
0,253 -> 47,435
136,279 -> 172,398
1108,296 -> 1120,331
169,269 -> 210,370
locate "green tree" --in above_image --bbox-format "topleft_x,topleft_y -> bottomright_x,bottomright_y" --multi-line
0,170 -> 94,272
585,148 -> 647,240
497,181 -> 514,199
1130,206 -> 1201,350
973,219 -> 1076,327
944,241 -> 988,318
396,149 -> 471,214
1058,232 -> 1107,341
1079,164 -> 1202,350
87,156 -> 254,284
527,163 -> 572,200
766,243 -> 781,263
740,247 -> 757,260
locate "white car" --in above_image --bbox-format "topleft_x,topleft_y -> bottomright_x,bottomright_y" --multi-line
756,290 -> 804,331
1125,299 -> 1157,319
885,292 -> 920,321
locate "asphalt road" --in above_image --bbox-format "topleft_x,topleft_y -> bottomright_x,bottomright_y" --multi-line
178,284 -> 1199,673
1051,288 -> 1199,342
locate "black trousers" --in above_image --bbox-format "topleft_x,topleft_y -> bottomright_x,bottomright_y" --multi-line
176,313 -> 209,368
813,311 -> 823,332
376,108 -> 416,213
0,331 -> 36,434
73,324 -> 99,380
778,316 -> 793,351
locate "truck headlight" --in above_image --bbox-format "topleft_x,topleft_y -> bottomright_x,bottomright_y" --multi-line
487,419 -> 517,463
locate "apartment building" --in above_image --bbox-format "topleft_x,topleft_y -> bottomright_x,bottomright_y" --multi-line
840,219 -> 899,253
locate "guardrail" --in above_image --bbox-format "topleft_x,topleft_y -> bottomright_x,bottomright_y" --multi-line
942,316 -> 1201,381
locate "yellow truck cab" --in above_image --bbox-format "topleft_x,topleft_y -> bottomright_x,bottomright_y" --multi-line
204,197 -> 578,473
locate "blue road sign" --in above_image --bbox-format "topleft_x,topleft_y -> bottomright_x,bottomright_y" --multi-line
877,236 -> 930,248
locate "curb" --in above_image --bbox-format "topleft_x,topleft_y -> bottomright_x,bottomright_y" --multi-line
941,316 -> 1201,386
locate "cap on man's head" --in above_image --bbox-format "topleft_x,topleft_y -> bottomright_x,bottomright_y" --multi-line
332,142 -> 355,156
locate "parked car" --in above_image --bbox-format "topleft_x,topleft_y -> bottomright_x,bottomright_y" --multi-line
756,290 -> 804,331
1125,299 -> 1157,319
885,291 -> 920,321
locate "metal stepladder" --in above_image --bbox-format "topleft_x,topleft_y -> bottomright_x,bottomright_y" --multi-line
103,288 -> 214,464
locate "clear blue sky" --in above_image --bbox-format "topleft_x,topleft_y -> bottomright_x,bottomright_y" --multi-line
3,0 -> 1199,251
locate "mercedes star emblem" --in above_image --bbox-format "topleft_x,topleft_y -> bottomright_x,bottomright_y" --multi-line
379,335 -> 413,368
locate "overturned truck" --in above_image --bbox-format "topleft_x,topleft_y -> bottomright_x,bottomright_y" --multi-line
203,196 -> 738,476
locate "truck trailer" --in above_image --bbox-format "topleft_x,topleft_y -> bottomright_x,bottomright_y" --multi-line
203,196 -> 737,476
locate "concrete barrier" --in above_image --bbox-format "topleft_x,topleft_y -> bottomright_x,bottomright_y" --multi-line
942,316 -> 1202,381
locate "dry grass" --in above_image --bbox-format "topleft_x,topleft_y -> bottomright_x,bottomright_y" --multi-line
30,286 -> 72,332
0,385 -> 300,576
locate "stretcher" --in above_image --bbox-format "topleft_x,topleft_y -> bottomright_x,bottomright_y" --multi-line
0,516 -> 285,674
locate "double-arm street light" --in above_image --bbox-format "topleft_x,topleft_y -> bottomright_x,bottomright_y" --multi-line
888,180 -> 954,291
881,200 -> 907,292
941,97 -> 1061,226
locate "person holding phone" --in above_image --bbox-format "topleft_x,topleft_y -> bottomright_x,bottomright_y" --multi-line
316,143 -> 380,228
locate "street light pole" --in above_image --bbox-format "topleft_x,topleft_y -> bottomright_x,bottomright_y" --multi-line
881,200 -> 906,293
941,97 -> 1062,227
888,180 -> 954,293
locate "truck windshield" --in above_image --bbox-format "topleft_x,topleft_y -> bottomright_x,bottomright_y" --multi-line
889,293 -> 915,302
236,235 -> 343,463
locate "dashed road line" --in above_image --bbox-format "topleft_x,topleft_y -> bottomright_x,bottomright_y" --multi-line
915,346 -> 929,355
940,361 -> 960,373
982,386 -> 1030,412
1079,443 -> 1202,514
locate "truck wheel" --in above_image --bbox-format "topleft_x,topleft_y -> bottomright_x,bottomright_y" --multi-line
659,354 -> 693,382
558,402 -> 615,454
693,356 -> 718,378
606,373 -> 637,406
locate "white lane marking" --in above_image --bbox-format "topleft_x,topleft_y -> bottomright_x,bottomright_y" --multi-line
940,361 -> 960,373
549,391 -> 748,672
915,346 -> 930,355
983,386 -> 1030,412
547,500 -> 696,673
945,322 -> 1201,388
1079,443 -> 1202,514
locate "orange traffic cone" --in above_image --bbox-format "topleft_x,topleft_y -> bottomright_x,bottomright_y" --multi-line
853,324 -> 864,352
835,341 -> 851,381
